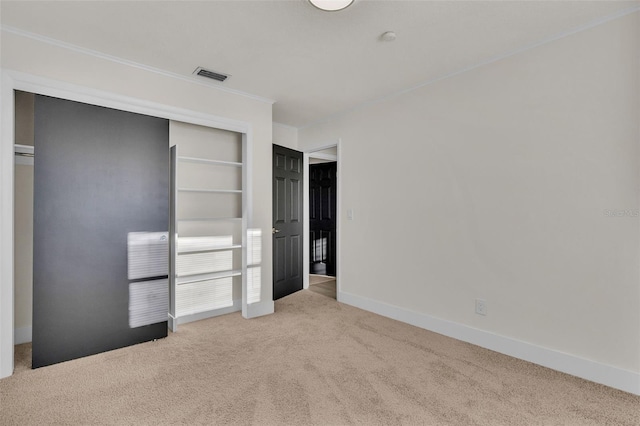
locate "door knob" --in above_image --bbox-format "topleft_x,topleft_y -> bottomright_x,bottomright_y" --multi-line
272,228 -> 280,234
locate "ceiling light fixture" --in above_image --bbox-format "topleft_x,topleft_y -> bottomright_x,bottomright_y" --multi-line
308,0 -> 354,12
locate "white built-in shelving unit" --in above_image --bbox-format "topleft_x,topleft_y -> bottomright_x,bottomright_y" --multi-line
169,122 -> 248,331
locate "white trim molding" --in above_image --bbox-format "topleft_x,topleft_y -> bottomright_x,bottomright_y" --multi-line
303,154 -> 310,290
0,70 -> 16,378
338,290 -> 640,396
5,71 -> 252,134
246,300 -> 275,318
176,299 -> 242,326
309,151 -> 337,162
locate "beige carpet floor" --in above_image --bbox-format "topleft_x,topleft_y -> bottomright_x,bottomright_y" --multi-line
309,275 -> 335,286
309,275 -> 336,299
1,290 -> 639,425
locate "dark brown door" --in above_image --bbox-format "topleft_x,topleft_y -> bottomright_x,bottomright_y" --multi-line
309,162 -> 337,276
272,145 -> 303,300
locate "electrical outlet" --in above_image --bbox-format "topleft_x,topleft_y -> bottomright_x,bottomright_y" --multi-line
475,299 -> 487,316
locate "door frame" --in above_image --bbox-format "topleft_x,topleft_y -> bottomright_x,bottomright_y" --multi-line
0,70 -> 255,378
302,140 -> 341,299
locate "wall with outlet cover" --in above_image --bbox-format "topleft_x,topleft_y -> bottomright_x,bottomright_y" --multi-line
1,28 -> 274,378
299,12 -> 640,393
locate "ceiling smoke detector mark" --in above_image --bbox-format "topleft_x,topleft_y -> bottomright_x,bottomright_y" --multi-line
193,67 -> 230,82
380,31 -> 397,42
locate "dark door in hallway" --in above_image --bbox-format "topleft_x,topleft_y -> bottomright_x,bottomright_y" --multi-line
309,162 -> 337,276
272,145 -> 303,300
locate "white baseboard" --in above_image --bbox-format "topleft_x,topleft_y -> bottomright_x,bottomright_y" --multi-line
172,297 -> 275,326
168,314 -> 178,333
14,326 -> 32,345
338,291 -> 640,396
246,300 -> 275,319
175,299 -> 242,328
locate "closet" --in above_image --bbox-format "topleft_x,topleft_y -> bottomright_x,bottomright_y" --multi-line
13,91 -> 260,369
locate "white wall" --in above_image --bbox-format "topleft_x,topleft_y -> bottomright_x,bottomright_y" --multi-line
272,122 -> 298,150
299,13 -> 640,393
1,29 -> 275,377
13,164 -> 32,343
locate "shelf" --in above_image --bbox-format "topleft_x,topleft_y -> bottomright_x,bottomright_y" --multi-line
178,188 -> 242,194
169,137 -> 248,330
176,269 -> 242,285
178,244 -> 241,255
178,156 -> 242,167
177,217 -> 242,222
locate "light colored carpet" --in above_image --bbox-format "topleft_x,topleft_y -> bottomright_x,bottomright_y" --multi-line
12,342 -> 31,373
2,290 -> 639,425
309,275 -> 336,299
309,274 -> 335,286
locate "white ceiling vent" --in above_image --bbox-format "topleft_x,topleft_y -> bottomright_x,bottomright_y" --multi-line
193,67 -> 230,82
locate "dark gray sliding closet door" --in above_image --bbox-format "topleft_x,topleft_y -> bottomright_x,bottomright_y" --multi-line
33,95 -> 169,368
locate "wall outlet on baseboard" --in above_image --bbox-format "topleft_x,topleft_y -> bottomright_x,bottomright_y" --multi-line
475,299 -> 487,316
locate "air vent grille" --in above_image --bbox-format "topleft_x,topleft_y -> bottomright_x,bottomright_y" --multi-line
194,67 -> 229,82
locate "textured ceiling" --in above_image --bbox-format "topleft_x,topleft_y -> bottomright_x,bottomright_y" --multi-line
2,1 -> 638,127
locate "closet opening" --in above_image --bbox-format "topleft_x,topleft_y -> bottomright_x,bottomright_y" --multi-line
6,83 -> 258,376
13,90 -> 35,372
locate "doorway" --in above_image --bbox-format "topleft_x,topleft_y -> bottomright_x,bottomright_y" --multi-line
272,143 -> 341,302
304,145 -> 339,300
309,161 -> 337,276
